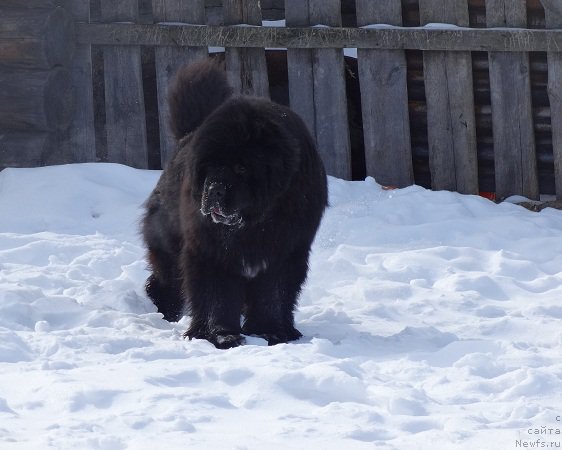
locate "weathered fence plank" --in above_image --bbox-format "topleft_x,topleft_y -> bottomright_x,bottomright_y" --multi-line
100,0 -> 148,169
60,0 -> 95,163
223,0 -> 269,97
0,8 -> 74,69
0,67 -> 73,131
487,0 -> 539,200
286,0 -> 352,181
76,22 -> 562,52
356,0 -> 413,188
285,0 -> 316,139
152,0 -> 207,166
420,0 -> 478,194
542,0 -> 562,199
310,0 -> 351,180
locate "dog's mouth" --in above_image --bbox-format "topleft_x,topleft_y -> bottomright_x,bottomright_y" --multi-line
202,205 -> 242,226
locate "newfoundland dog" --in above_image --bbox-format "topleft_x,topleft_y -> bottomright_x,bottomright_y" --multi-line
142,59 -> 327,349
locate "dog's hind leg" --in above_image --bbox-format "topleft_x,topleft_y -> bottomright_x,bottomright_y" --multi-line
145,248 -> 184,322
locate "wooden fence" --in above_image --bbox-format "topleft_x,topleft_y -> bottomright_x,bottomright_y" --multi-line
0,0 -> 561,200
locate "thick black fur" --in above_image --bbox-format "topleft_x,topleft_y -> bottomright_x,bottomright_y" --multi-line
142,59 -> 327,349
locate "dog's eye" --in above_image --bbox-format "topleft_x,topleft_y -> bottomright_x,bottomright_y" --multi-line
233,164 -> 247,175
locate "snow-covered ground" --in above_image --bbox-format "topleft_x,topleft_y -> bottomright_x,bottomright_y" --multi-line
0,163 -> 561,450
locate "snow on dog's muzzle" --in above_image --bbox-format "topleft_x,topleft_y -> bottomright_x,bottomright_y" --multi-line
200,181 -> 242,226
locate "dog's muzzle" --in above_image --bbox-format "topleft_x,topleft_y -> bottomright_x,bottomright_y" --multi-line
201,182 -> 242,226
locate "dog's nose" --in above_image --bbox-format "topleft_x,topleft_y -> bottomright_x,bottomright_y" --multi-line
207,182 -> 226,202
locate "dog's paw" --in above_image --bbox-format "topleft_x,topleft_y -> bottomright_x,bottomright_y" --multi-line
264,328 -> 303,346
211,333 -> 246,349
184,327 -> 245,349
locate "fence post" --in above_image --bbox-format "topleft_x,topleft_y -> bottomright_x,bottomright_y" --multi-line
419,0 -> 478,194
542,0 -> 562,199
356,0 -> 413,188
100,0 -> 148,169
224,0 -> 270,98
152,0 -> 207,167
486,0 -> 539,200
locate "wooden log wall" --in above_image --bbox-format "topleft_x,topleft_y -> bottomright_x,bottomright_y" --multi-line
1,0 -> 560,202
0,4 -> 75,169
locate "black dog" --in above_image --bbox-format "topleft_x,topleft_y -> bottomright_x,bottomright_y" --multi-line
142,59 -> 327,349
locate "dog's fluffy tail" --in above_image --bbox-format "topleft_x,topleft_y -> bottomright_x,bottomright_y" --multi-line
168,58 -> 232,140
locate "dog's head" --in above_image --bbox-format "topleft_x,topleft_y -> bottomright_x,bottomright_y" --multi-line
187,98 -> 301,227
